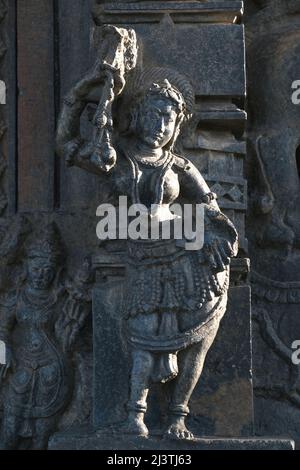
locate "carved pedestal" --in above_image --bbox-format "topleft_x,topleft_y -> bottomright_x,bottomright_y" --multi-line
50,434 -> 294,451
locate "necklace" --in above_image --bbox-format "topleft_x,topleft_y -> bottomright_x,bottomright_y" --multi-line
124,148 -> 175,205
134,152 -> 168,168
23,287 -> 57,309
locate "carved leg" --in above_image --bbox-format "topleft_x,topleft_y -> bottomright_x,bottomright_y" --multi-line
165,319 -> 221,440
0,412 -> 22,450
121,312 -> 158,436
123,349 -> 154,437
31,416 -> 58,450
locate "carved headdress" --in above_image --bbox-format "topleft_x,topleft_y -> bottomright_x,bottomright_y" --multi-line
127,66 -> 194,120
146,80 -> 186,116
26,223 -> 64,265
118,66 -> 195,149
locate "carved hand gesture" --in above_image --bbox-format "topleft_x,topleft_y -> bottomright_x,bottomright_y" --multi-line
203,236 -> 234,271
55,258 -> 93,353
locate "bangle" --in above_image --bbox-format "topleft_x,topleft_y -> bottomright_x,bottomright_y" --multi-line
201,192 -> 217,204
63,95 -> 76,107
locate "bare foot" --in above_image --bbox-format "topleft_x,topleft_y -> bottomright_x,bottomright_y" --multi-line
113,413 -> 149,437
164,417 -> 194,440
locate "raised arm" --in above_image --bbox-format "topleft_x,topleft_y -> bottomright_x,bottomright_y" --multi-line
56,66 -> 116,176
56,25 -> 137,177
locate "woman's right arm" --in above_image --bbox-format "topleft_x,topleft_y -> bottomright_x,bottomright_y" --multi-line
56,67 -> 116,176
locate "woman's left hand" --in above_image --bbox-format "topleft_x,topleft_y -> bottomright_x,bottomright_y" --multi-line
203,237 -> 232,271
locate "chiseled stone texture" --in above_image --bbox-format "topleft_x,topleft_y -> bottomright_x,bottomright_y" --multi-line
93,283 -> 253,437
49,431 -> 294,450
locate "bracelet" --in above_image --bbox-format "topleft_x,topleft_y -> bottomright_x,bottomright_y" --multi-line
201,192 -> 217,204
63,95 -> 76,107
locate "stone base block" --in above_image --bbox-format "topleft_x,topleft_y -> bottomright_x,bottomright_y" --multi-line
49,430 -> 294,450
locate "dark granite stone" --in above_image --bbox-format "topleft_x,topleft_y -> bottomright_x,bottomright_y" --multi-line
93,277 -> 129,428
93,280 -> 253,437
93,23 -> 246,97
49,430 -> 294,450
5,0 -> 300,452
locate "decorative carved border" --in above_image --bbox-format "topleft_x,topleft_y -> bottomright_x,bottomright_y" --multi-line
204,174 -> 247,211
93,1 -> 244,25
252,270 -> 300,304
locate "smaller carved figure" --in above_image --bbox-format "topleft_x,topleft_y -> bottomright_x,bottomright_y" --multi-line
0,224 -> 93,449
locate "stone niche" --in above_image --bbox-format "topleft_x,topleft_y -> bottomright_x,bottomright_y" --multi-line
49,1 -> 293,450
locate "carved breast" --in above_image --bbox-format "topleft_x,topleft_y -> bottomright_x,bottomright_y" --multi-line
138,167 -> 180,206
112,151 -> 181,207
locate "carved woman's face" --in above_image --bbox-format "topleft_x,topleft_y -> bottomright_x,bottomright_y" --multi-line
136,97 -> 178,149
27,257 -> 56,290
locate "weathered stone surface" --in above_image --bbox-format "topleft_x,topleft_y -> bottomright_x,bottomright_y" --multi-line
93,282 -> 253,437
4,0 -> 300,452
93,1 -> 244,25
0,222 -> 93,450
245,0 -> 300,447
188,286 -> 253,437
93,277 -> 129,428
55,14 -> 241,441
49,430 -> 294,450
93,23 -> 246,98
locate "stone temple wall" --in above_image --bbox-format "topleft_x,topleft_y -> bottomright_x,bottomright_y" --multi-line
0,0 -> 298,450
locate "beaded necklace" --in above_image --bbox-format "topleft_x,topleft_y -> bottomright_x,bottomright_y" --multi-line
124,148 -> 175,206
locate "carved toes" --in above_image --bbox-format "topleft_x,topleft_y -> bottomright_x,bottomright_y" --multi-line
164,425 -> 194,441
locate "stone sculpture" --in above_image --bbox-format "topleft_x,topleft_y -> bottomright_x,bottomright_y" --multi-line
56,25 -> 238,440
0,224 -> 93,449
